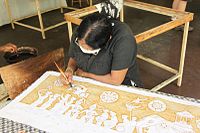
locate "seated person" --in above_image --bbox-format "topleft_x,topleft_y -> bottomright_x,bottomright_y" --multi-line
61,14 -> 142,87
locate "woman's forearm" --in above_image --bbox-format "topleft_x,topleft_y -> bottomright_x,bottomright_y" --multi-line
66,58 -> 77,73
87,73 -> 122,85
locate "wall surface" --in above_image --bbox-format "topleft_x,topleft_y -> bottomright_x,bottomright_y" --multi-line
0,0 -> 67,26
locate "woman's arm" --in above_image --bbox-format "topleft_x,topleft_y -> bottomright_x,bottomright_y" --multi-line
60,57 -> 77,84
76,68 -> 128,85
66,57 -> 77,73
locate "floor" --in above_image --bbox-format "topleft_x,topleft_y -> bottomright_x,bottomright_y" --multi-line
0,0 -> 200,99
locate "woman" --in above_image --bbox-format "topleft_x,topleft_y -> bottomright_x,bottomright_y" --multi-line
62,13 -> 142,87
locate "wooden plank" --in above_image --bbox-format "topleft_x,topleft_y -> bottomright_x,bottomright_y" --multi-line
67,22 -> 73,42
44,21 -> 67,31
4,0 -> 15,29
124,0 -> 189,17
65,15 -> 82,25
137,54 -> 178,74
14,22 -> 41,32
135,13 -> 193,43
66,5 -> 98,17
120,7 -> 124,22
35,0 -> 45,39
151,74 -> 180,91
0,48 -> 64,99
177,22 -> 190,86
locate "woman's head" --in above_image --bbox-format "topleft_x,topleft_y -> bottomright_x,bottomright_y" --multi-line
77,14 -> 112,50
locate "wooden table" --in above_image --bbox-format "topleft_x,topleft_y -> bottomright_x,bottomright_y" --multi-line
64,0 -> 193,91
4,0 -> 78,39
0,48 -> 64,100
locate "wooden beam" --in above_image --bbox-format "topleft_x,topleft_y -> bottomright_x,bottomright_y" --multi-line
65,6 -> 98,18
124,0 -> 189,17
67,22 -> 73,42
135,13 -> 193,43
177,22 -> 190,86
151,74 -> 180,91
137,54 -> 178,74
65,15 -> 82,25
14,22 -> 41,32
44,21 -> 67,31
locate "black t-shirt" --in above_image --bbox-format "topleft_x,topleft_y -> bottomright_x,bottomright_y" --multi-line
68,20 -> 142,87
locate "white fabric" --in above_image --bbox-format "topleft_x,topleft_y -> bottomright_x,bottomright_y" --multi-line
0,0 -> 67,26
0,71 -> 200,133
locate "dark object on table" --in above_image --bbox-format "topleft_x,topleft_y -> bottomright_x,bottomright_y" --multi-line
4,46 -> 38,64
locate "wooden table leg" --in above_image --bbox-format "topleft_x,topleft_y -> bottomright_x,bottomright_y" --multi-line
89,0 -> 92,6
120,7 -> 124,22
67,21 -> 73,42
4,0 -> 15,29
35,0 -> 46,39
177,22 -> 189,86
60,0 -> 64,13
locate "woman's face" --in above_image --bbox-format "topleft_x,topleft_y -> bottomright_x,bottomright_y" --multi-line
77,39 -> 93,51
75,38 -> 101,55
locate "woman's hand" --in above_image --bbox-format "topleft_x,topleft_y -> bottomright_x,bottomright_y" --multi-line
75,68 -> 87,77
0,43 -> 17,53
59,68 -> 74,85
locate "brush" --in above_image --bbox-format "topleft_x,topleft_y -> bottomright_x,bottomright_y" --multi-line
54,61 -> 73,87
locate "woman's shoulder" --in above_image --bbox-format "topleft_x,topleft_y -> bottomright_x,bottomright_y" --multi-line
108,20 -> 136,53
111,20 -> 133,37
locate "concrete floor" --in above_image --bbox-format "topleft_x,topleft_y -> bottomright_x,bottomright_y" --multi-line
0,0 -> 200,99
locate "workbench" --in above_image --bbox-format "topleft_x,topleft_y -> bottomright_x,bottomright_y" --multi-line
64,0 -> 193,91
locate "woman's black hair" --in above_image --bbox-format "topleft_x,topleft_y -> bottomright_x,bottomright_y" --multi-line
77,13 -> 112,49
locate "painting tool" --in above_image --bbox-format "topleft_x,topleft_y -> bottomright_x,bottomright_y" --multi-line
54,61 -> 73,87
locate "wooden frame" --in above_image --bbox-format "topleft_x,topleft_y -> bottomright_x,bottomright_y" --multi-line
64,0 -> 193,91
4,0 -> 84,39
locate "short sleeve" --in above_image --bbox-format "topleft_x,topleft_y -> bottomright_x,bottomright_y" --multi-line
111,36 -> 137,70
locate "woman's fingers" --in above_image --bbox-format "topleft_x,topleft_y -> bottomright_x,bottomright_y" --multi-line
59,75 -> 68,85
59,71 -> 73,85
67,73 -> 73,83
